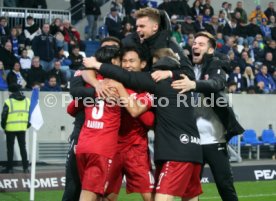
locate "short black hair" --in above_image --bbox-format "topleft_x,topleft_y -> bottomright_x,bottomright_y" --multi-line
194,31 -> 216,49
95,46 -> 121,64
100,36 -> 121,48
121,46 -> 147,62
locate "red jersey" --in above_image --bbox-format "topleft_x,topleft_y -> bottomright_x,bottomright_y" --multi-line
76,76 -> 121,158
118,89 -> 153,152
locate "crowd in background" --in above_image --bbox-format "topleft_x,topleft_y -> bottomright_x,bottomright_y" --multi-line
0,0 -> 276,94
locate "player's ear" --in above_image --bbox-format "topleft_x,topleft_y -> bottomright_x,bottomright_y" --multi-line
140,60 -> 147,69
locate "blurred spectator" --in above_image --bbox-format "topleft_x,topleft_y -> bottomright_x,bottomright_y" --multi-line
50,18 -> 67,50
68,46 -> 83,74
6,62 -> 27,89
228,50 -> 239,70
242,66 -> 255,91
218,10 -> 227,26
123,0 -> 136,16
9,27 -> 20,57
172,24 -> 183,45
55,47 -> 72,81
70,0 -> 83,24
255,65 -> 276,93
222,18 -> 239,38
228,66 -> 242,91
32,23 -> 56,72
85,0 -> 101,41
252,40 -> 265,62
203,0 -> 214,17
19,49 -> 32,72
246,18 -> 263,46
48,60 -> 67,90
190,0 -> 203,20
220,36 -> 237,56
183,34 -> 194,61
238,51 -> 254,73
158,0 -> 172,17
26,56 -> 47,89
12,25 -> 26,54
111,0 -> 125,19
227,81 -> 238,93
23,16 -> 41,46
202,8 -> 211,24
62,20 -> 84,52
268,15 -> 276,28
105,7 -> 123,39
169,0 -> 190,18
263,52 -> 276,74
194,15 -> 207,32
249,5 -> 268,25
264,2 -> 276,20
181,16 -> 196,37
41,75 -> 61,92
208,15 -> 221,35
0,61 -> 8,90
0,16 -> 10,44
234,1 -> 247,24
220,2 -> 230,22
255,34 -> 266,50
264,40 -> 276,63
260,18 -> 272,39
0,41 -> 19,72
216,32 -> 224,50
170,15 -> 179,31
121,22 -> 133,37
122,9 -> 136,32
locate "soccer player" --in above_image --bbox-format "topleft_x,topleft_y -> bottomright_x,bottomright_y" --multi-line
83,52 -> 203,201
76,46 -> 121,201
103,46 -> 155,201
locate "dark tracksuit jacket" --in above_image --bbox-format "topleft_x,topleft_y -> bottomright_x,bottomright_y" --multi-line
97,59 -> 203,164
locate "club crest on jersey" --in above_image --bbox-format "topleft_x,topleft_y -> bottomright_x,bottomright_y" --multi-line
179,134 -> 189,144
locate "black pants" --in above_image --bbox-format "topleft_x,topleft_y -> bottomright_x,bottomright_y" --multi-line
202,143 -> 238,201
5,131 -> 28,170
62,139 -> 81,201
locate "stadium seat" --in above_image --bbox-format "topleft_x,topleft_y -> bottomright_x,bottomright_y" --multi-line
261,129 -> 276,145
242,129 -> 263,160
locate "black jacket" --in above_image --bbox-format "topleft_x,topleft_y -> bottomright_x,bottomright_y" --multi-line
26,65 -> 47,89
69,75 -> 95,142
194,54 -> 245,141
122,30 -> 194,79
98,62 -> 203,164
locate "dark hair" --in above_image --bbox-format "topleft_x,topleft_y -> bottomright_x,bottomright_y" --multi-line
100,36 -> 121,48
95,46 -> 121,64
194,31 -> 216,49
121,46 -> 147,62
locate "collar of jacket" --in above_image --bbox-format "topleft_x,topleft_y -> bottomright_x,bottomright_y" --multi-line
143,30 -> 171,49
9,92 -> 25,100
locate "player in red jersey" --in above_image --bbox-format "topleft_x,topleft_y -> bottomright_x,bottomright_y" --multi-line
100,46 -> 155,201
76,46 -> 121,201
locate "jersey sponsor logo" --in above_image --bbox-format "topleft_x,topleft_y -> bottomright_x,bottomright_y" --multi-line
180,134 -> 189,144
190,136 -> 200,144
86,120 -> 104,129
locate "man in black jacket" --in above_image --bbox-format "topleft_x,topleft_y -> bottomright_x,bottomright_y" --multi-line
85,0 -> 101,41
171,32 -> 244,201
122,7 -> 194,78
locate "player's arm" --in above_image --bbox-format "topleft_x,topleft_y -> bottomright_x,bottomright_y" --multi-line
67,100 -> 84,117
70,75 -> 95,99
104,79 -> 150,117
83,57 -> 156,93
171,61 -> 226,93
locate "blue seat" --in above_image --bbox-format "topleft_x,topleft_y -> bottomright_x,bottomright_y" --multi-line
261,129 -> 276,144
229,135 -> 245,146
242,129 -> 263,146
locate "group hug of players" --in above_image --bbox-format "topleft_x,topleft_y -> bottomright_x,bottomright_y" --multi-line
62,7 -> 243,201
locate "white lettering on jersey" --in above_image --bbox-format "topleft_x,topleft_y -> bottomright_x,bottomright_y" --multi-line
86,120 -> 104,129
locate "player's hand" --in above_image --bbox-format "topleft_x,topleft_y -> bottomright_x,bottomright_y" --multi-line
101,79 -> 120,99
171,74 -> 196,93
151,70 -> 172,82
83,57 -> 102,70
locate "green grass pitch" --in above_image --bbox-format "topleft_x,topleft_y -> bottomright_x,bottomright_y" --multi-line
0,180 -> 275,201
